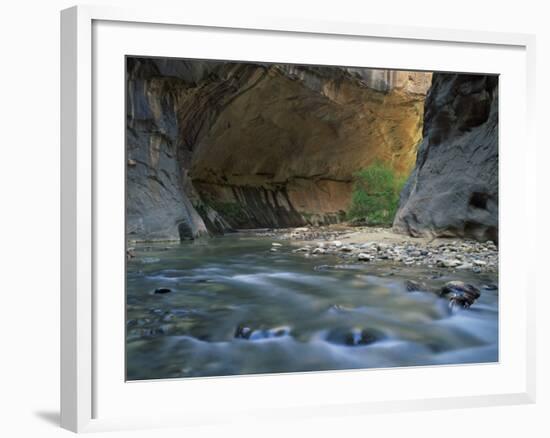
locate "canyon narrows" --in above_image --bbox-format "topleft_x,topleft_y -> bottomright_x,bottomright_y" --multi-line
126,58 -> 432,241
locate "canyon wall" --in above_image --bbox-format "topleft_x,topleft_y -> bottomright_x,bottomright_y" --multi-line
126,59 -> 230,241
393,73 -> 499,242
126,57 -> 431,240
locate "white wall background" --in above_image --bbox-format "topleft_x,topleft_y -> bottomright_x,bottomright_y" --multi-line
0,0 -> 546,436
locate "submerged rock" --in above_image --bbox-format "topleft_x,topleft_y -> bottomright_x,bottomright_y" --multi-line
327,304 -> 354,313
249,327 -> 291,340
234,325 -> 291,341
153,287 -> 172,294
127,327 -> 166,340
326,327 -> 382,346
141,257 -> 161,264
234,325 -> 252,339
405,280 -> 430,292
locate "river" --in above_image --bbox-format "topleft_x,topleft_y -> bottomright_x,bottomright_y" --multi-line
126,234 -> 498,380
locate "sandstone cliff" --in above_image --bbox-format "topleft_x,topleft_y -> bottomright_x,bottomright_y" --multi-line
126,57 -> 432,240
393,73 -> 498,242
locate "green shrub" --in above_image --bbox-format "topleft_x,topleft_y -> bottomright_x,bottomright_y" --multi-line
209,201 -> 250,226
347,162 -> 407,225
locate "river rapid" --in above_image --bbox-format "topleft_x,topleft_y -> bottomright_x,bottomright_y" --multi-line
126,234 -> 498,380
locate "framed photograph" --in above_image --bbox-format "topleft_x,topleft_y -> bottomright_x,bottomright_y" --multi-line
61,5 -> 536,433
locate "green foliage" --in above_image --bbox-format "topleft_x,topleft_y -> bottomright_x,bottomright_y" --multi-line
347,162 -> 407,225
209,201 -> 249,225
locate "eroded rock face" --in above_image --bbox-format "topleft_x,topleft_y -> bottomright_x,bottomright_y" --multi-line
393,73 -> 498,243
126,57 -> 432,239
126,59 -> 227,241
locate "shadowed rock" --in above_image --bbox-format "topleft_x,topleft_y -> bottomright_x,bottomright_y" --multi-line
326,327 -> 383,346
393,73 -> 498,243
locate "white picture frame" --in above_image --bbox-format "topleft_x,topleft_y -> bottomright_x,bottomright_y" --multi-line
60,4 -> 537,433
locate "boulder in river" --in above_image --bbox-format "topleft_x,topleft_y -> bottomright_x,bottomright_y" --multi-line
440,281 -> 481,309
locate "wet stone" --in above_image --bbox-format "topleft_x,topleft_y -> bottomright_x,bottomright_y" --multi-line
357,253 -> 373,261
300,235 -> 494,273
328,304 -> 353,313
142,257 -> 161,264
234,325 -> 252,339
405,280 -> 428,292
440,281 -> 481,309
326,327 -> 382,346
128,327 -> 166,339
437,259 -> 462,268
234,325 -> 291,341
249,326 -> 291,340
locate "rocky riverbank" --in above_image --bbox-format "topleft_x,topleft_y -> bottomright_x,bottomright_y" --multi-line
246,224 -> 498,274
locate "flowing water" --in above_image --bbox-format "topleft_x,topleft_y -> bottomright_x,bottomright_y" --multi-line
126,234 -> 498,380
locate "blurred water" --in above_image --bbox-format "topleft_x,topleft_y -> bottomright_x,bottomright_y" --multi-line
126,234 -> 498,380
